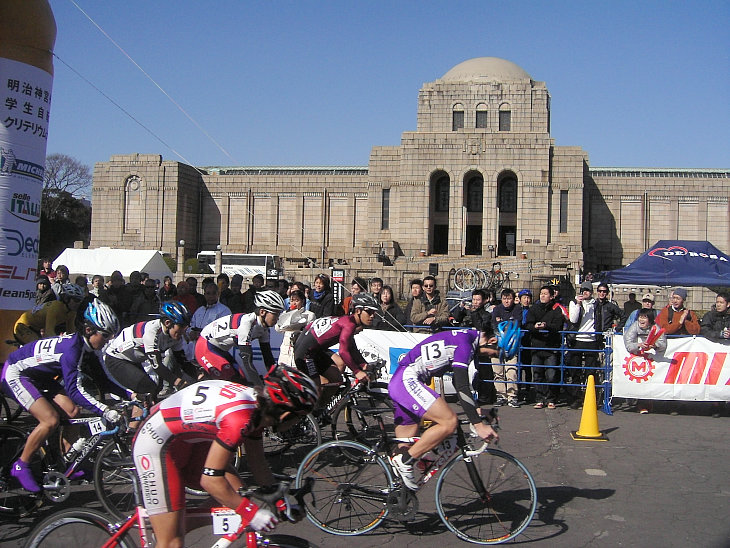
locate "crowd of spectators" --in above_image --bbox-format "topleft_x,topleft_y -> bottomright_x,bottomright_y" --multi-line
28,260 -> 729,417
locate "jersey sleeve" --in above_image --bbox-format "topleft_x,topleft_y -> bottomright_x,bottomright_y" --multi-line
337,318 -> 367,372
60,337 -> 108,415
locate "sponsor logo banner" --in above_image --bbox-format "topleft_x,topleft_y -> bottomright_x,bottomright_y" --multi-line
0,58 -> 52,310
613,335 -> 730,401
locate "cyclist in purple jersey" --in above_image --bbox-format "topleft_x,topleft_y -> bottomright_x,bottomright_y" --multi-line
388,329 -> 499,490
1,299 -> 127,492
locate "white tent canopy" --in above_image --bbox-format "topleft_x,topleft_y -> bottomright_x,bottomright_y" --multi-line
52,247 -> 173,281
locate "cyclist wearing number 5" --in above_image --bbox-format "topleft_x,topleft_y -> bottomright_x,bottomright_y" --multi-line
388,329 -> 499,490
132,364 -> 318,548
1,299 -> 126,492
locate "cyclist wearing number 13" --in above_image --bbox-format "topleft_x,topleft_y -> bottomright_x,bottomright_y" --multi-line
132,365 -> 318,548
388,329 -> 499,490
292,292 -> 377,394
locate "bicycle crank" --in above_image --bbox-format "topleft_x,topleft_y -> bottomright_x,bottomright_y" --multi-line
386,489 -> 419,522
42,470 -> 70,502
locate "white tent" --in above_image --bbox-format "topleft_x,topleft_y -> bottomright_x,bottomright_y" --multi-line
53,247 -> 174,281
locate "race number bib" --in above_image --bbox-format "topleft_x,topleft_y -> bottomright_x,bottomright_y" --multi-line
420,340 -> 449,370
211,508 -> 242,534
311,317 -> 336,338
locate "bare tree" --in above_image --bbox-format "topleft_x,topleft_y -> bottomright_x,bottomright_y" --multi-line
42,153 -> 92,219
43,153 -> 91,199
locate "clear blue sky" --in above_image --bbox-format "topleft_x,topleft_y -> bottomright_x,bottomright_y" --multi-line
47,0 -> 729,172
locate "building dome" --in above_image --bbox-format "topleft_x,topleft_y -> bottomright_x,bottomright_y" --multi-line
441,57 -> 531,82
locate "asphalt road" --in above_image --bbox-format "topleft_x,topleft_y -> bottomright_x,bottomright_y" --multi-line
2,400 -> 728,547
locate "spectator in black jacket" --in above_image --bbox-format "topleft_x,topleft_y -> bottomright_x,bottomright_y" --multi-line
403,279 -> 424,325
372,285 -> 407,331
525,285 -> 565,409
242,274 -> 265,313
309,273 -> 336,318
700,292 -> 730,342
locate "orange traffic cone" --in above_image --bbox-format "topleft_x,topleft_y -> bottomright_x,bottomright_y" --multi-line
571,375 -> 608,441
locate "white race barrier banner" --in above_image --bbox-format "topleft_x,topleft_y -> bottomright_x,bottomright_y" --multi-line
612,335 -> 730,401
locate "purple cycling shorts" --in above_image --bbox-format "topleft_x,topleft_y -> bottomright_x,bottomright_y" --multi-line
388,365 -> 439,426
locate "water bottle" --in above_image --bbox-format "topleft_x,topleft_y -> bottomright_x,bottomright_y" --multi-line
64,437 -> 87,462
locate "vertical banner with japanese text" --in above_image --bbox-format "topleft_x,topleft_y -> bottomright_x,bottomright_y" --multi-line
0,57 -> 52,310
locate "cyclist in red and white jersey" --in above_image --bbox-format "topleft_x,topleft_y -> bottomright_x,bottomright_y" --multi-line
104,301 -> 194,398
132,365 -> 318,548
195,290 -> 284,384
292,292 -> 377,407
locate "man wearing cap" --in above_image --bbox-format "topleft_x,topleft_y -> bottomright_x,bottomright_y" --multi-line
655,288 -> 700,336
623,293 -> 656,330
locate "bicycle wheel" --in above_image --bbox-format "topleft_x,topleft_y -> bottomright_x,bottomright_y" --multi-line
331,390 -> 394,452
0,424 -> 43,517
261,414 -> 321,475
93,439 -> 137,521
295,440 -> 393,536
435,448 -> 537,544
25,508 -> 135,548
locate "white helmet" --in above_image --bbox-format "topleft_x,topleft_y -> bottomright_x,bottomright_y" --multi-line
83,298 -> 121,336
254,290 -> 285,313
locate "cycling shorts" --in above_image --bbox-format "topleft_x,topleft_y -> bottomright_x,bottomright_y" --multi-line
387,365 -> 439,427
194,337 -> 238,381
1,360 -> 63,411
292,331 -> 335,377
103,355 -> 159,396
132,411 -> 211,515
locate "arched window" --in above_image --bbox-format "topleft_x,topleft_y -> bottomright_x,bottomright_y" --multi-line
123,175 -> 143,234
498,176 -> 517,212
434,175 -> 450,211
452,103 -> 464,131
499,103 -> 511,131
475,103 -> 488,128
466,174 -> 483,212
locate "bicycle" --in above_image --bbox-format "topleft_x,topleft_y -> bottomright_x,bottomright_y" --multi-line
25,474 -> 317,547
0,400 -> 142,517
295,408 -> 537,544
260,359 -> 393,474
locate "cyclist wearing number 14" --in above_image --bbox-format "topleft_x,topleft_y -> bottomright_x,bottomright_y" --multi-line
1,299 -> 127,492
388,329 -> 499,490
132,364 -> 319,548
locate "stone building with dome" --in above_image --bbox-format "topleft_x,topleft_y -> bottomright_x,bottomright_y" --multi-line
90,57 -> 729,296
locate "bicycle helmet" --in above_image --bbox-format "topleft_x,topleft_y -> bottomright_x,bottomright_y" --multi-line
263,364 -> 319,415
83,298 -> 121,336
60,283 -> 85,301
351,292 -> 379,311
496,320 -> 523,360
254,290 -> 285,313
159,301 -> 191,326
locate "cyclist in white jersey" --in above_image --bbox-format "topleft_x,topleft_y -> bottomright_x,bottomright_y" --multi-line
195,290 -> 285,384
104,301 -> 194,398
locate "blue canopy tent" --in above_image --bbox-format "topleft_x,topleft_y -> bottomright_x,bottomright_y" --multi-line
600,240 -> 730,287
